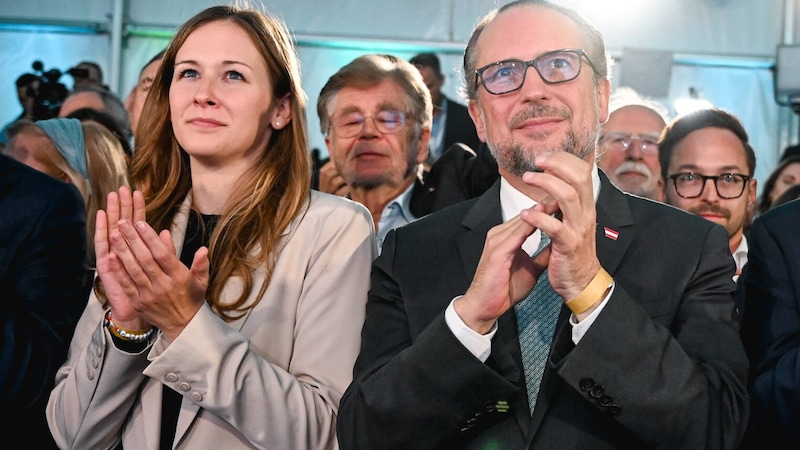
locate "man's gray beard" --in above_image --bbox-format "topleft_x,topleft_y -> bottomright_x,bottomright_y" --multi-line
489,126 -> 598,177
349,161 -> 418,189
347,136 -> 420,190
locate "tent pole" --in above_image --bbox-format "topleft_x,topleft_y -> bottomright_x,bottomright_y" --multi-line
109,0 -> 125,94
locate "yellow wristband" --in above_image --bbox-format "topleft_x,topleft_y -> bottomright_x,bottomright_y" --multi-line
565,268 -> 613,314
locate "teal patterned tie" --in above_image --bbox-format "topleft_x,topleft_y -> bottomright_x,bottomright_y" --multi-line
514,232 -> 561,416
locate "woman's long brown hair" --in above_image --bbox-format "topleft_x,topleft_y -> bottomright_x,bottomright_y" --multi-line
128,5 -> 311,321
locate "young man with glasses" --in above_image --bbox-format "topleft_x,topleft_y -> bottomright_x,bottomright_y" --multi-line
660,107 -> 757,280
338,1 -> 748,449
597,87 -> 669,201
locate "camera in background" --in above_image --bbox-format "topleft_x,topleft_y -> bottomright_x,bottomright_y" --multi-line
24,60 -> 69,120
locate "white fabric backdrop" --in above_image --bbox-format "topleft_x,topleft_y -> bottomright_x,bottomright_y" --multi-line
0,0 -> 795,191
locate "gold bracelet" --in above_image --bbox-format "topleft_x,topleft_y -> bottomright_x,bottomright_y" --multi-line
565,267 -> 613,314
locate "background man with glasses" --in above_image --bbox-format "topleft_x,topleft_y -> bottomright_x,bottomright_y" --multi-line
660,107 -> 758,280
317,54 -> 431,250
597,87 -> 669,201
338,1 -> 748,449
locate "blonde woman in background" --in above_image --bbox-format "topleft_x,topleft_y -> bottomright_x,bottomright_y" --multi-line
4,118 -> 130,266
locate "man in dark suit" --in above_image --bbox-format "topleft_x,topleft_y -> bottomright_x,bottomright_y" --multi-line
739,199 -> 800,449
337,1 -> 748,448
0,154 -> 91,447
410,52 -> 482,166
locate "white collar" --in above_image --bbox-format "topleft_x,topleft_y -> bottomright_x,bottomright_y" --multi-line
498,160 -> 601,254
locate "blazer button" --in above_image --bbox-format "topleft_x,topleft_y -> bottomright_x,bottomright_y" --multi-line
589,385 -> 605,399
178,382 -> 191,391
579,378 -> 595,392
165,373 -> 179,383
608,404 -> 621,415
598,394 -> 613,407
191,392 -> 203,402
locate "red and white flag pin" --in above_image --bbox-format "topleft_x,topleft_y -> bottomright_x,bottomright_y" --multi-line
604,227 -> 619,241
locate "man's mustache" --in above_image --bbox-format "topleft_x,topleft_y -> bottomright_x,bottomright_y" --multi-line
688,203 -> 731,219
509,104 -> 571,128
614,161 -> 653,178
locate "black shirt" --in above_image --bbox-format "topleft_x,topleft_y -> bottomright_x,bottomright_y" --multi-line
160,212 -> 218,450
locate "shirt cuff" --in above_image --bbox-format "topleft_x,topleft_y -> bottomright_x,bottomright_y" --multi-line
445,296 -> 497,362
570,281 -> 615,343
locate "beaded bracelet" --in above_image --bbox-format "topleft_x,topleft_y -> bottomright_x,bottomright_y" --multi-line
104,309 -> 155,342
565,267 -> 613,315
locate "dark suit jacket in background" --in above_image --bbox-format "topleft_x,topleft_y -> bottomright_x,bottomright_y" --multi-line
410,142 -> 499,218
740,199 -> 800,449
0,154 -> 92,448
339,171 -> 749,449
441,96 -> 482,155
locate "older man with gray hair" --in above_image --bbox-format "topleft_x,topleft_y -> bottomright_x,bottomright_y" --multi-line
597,87 -> 669,201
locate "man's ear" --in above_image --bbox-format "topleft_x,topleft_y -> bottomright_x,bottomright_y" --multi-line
416,127 -> 431,164
597,78 -> 611,124
748,178 -> 758,210
468,100 -> 487,143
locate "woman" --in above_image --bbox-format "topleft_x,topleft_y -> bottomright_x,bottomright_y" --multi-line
46,5 -> 375,449
755,155 -> 800,215
4,117 -> 131,266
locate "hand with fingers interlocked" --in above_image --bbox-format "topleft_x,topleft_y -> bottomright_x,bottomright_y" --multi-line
454,152 -> 603,334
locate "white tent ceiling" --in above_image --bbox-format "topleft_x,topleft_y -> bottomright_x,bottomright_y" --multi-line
0,0 -> 797,186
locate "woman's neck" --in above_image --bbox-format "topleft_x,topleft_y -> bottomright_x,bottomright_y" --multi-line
189,168 -> 238,215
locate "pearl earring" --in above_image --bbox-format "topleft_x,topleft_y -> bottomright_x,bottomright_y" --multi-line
275,121 -> 281,127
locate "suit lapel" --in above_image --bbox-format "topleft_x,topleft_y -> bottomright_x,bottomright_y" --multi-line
455,181 -> 502,279
594,171 -> 635,274
455,182 -> 542,438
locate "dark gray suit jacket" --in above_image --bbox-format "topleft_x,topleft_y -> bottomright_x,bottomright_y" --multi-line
740,199 -> 800,449
339,171 -> 749,449
410,142 -> 498,218
441,97 -> 481,154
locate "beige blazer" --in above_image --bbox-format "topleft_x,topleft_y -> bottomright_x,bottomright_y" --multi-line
47,191 -> 376,449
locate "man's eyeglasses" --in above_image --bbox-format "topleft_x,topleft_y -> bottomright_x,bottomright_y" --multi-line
600,132 -> 660,155
329,110 -> 408,138
669,172 -> 751,199
474,49 -> 598,96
